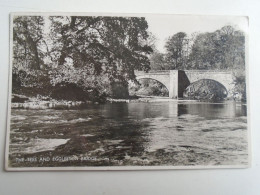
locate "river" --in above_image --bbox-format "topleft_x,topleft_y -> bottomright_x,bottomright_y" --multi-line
9,101 -> 248,168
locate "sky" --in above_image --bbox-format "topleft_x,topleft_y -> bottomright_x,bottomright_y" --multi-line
145,14 -> 248,52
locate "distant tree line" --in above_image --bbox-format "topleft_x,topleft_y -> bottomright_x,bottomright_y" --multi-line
150,26 -> 245,71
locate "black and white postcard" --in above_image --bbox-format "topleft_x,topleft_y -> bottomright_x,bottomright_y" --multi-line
5,13 -> 249,170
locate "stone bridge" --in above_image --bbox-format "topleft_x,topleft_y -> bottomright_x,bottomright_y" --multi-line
134,70 -> 234,99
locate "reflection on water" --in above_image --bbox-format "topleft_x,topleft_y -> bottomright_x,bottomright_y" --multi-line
9,101 -> 248,167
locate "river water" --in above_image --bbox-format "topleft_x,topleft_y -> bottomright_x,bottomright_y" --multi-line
9,101 -> 248,167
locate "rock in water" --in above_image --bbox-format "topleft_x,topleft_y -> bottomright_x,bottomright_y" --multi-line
183,79 -> 228,101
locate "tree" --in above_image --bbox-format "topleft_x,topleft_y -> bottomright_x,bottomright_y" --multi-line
13,16 -> 45,71
142,31 -> 158,52
188,32 -> 216,69
219,26 -> 245,70
189,25 -> 245,70
49,16 -> 153,83
165,32 -> 189,69
150,51 -> 166,70
12,16 -> 53,90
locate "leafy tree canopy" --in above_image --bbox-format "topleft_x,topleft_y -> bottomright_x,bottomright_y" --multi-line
189,25 -> 245,70
13,16 -> 45,71
49,16 -> 153,82
165,32 -> 188,69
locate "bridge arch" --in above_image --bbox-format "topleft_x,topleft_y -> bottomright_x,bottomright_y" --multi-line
184,79 -> 228,99
135,76 -> 170,92
184,70 -> 234,97
134,77 -> 170,96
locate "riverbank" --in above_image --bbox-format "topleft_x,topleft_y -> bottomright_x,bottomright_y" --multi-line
107,97 -> 246,105
11,94 -> 246,110
11,94 -> 85,109
107,97 -> 198,103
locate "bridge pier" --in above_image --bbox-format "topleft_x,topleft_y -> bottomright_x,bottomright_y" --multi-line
169,70 -> 178,99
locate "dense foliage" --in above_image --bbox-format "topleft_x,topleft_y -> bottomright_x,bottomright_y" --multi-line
165,32 -> 189,69
189,26 -> 245,70
12,16 -> 153,101
150,26 -> 245,71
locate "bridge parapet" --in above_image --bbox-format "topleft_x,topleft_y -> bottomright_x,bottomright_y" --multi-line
134,70 -> 170,76
184,70 -> 232,73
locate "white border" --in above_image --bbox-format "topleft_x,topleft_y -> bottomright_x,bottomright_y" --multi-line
5,12 -> 250,171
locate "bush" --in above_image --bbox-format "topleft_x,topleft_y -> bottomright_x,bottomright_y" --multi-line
51,82 -> 107,102
51,82 -> 87,101
111,82 -> 129,99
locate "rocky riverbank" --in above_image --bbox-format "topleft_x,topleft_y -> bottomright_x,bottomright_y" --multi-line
11,94 -> 246,110
107,97 -> 197,103
11,94 -> 85,109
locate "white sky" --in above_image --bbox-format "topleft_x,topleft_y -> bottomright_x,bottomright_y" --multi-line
145,15 -> 248,52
